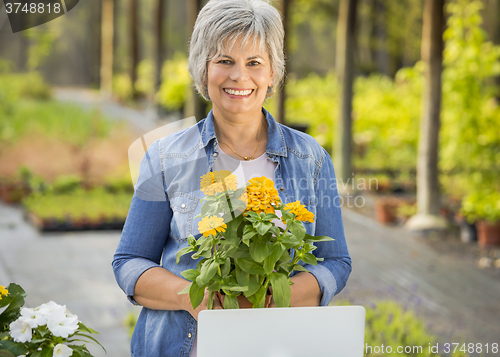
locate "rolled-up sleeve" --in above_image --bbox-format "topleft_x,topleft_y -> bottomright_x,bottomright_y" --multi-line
112,139 -> 172,305
304,147 -> 352,306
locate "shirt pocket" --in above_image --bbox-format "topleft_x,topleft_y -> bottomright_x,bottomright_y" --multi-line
169,193 -> 199,243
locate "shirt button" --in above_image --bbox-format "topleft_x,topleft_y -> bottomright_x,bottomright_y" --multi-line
213,152 -> 218,157
188,333 -> 192,338
181,203 -> 186,208
279,187 -> 284,191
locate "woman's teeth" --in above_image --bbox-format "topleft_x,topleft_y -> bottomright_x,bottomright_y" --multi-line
224,89 -> 253,96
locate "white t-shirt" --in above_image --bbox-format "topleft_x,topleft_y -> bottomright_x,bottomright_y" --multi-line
190,147 -> 284,357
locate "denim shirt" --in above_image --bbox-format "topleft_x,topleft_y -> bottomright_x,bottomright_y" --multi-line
112,108 -> 352,357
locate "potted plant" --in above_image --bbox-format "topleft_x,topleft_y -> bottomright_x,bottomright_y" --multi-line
176,170 -> 334,310
461,190 -> 500,247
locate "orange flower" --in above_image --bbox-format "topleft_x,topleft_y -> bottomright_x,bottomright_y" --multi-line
200,170 -> 238,195
198,215 -> 227,237
243,177 -> 281,215
283,201 -> 315,223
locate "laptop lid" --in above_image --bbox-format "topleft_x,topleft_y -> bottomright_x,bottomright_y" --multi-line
197,306 -> 366,357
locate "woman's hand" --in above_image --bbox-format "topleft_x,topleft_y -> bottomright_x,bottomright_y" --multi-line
183,288 -> 223,321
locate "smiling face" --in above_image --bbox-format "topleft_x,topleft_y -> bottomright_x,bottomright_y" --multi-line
206,36 -> 274,119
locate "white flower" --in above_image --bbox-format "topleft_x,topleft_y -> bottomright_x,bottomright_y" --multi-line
19,307 -> 47,328
53,344 -> 73,357
47,306 -> 79,338
9,318 -> 32,343
37,301 -> 64,318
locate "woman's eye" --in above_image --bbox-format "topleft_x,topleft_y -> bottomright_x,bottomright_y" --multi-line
248,61 -> 260,66
218,59 -> 231,64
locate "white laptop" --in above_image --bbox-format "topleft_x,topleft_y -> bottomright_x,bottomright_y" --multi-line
197,306 -> 366,357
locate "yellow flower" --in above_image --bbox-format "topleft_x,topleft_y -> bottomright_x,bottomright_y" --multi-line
198,215 -> 227,237
200,170 -> 238,195
283,201 -> 315,223
0,285 -> 8,300
243,177 -> 281,215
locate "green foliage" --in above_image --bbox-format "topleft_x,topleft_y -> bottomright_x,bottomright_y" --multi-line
0,78 -> 111,146
124,312 -> 138,340
112,73 -> 133,103
22,188 -> 132,222
157,52 -> 191,111
439,0 -> 500,194
136,59 -> 155,98
0,284 -> 26,334
283,71 -> 420,171
24,27 -> 58,71
334,299 -> 439,356
461,190 -> 500,223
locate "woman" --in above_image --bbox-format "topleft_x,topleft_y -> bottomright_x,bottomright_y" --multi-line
112,0 -> 351,356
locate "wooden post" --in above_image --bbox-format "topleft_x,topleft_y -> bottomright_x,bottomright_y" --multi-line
275,0 -> 291,125
185,0 -> 207,121
100,0 -> 114,96
129,0 -> 139,100
335,0 -> 357,190
405,0 -> 447,232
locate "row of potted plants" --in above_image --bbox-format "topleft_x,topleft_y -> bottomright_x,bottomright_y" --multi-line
372,189 -> 500,247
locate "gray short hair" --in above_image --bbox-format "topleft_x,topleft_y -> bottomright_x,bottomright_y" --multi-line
188,0 -> 285,101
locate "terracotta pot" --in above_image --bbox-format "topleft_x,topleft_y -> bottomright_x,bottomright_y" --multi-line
476,220 -> 500,247
216,291 -> 272,309
374,198 -> 399,224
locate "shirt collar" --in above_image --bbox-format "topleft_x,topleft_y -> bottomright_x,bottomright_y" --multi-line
200,107 -> 287,157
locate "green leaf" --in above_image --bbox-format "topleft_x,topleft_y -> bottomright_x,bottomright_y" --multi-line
41,348 -> 53,357
242,224 -> 258,242
249,237 -> 272,263
222,294 -> 239,309
292,264 -> 309,273
78,322 -> 99,334
0,340 -> 29,356
222,257 -> 231,277
286,220 -> 306,241
228,244 -> 250,259
304,233 -> 334,242
207,290 -> 214,310
180,269 -> 201,281
0,350 -> 15,357
196,259 -> 219,286
235,258 -> 265,275
178,283 -> 192,295
243,211 -> 260,222
301,253 -> 318,266
246,274 -> 264,296
187,235 -> 197,246
246,283 -> 269,307
189,282 -> 205,310
234,265 -> 249,288
270,273 -> 291,307
73,332 -> 106,352
176,246 -> 196,264
255,221 -> 272,236
263,243 -> 286,275
262,213 -> 279,221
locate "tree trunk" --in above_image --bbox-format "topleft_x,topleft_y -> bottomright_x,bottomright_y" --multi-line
335,0 -> 357,188
185,0 -> 207,121
129,0 -> 139,100
100,0 -> 114,96
373,0 -> 390,76
275,0 -> 291,125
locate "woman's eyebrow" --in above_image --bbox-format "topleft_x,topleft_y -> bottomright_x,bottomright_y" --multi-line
217,55 -> 264,60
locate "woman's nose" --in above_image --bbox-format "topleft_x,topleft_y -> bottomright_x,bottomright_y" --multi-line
229,62 -> 249,82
